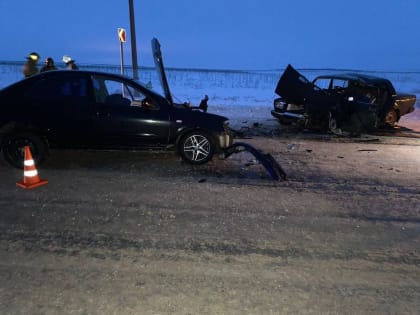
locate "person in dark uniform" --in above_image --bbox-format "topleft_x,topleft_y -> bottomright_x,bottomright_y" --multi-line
62,55 -> 79,70
22,52 -> 40,77
40,57 -> 58,72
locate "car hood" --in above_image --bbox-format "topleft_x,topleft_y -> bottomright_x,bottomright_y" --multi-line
173,106 -> 229,132
275,64 -> 317,104
275,65 -> 337,112
151,38 -> 173,105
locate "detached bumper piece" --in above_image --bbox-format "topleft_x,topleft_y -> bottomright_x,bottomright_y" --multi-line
223,142 -> 287,181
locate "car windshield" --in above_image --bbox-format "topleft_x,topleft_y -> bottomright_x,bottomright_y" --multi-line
135,78 -> 181,105
134,79 -> 165,97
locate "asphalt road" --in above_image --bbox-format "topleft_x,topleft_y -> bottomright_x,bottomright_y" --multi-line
0,129 -> 419,314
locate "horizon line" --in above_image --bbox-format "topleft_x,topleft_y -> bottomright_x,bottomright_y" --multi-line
1,60 -> 420,74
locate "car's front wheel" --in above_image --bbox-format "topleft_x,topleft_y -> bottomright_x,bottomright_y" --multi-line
1,131 -> 48,169
328,113 -> 343,135
178,131 -> 215,165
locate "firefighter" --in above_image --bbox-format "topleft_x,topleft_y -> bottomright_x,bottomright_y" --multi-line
62,55 -> 79,70
40,57 -> 57,72
22,52 -> 40,77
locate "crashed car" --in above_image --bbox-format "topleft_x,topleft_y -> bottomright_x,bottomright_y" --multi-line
0,38 -> 233,168
271,64 -> 416,133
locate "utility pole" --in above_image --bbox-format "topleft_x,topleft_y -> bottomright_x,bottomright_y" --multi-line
128,0 -> 139,80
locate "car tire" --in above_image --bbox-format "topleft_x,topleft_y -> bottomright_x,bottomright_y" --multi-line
178,130 -> 215,165
1,131 -> 48,169
328,113 -> 342,135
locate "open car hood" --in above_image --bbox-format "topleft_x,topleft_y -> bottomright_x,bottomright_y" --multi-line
275,64 -> 336,110
275,64 -> 316,104
151,38 -> 173,105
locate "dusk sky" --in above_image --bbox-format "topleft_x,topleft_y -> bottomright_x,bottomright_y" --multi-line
1,0 -> 419,71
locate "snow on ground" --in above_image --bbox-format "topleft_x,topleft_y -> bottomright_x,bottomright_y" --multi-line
1,62 -> 419,127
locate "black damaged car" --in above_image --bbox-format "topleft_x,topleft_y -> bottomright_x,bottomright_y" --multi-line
271,64 -> 416,134
0,38 -> 233,168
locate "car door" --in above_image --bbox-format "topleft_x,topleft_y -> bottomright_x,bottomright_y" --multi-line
90,75 -> 172,148
21,72 -> 94,146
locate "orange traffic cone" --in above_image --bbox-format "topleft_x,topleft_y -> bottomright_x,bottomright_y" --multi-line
16,146 -> 48,189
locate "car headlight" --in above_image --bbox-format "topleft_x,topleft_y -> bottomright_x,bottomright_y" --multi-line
274,99 -> 287,111
220,121 -> 233,147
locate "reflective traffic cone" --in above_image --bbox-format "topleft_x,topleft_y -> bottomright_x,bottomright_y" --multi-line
16,146 -> 48,189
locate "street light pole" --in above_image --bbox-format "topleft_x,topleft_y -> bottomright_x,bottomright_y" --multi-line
128,0 -> 139,80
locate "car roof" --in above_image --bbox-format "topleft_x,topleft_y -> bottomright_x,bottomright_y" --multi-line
39,69 -> 132,80
315,72 -> 391,85
5,69 -> 147,91
0,69 -> 169,102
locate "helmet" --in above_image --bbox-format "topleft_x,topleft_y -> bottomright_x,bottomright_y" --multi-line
62,55 -> 73,63
27,52 -> 40,61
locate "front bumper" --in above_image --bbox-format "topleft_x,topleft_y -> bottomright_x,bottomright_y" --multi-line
271,110 -> 305,120
217,130 -> 233,149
